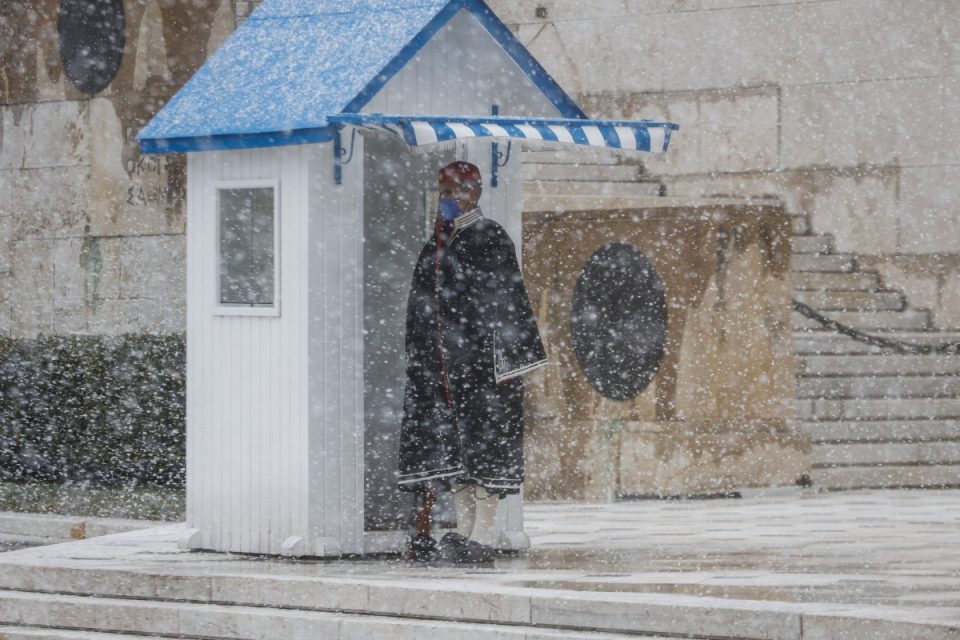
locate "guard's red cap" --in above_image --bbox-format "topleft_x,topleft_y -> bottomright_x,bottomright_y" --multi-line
439,161 -> 482,187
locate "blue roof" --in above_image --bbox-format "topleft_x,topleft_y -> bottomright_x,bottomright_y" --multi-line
138,0 -> 587,153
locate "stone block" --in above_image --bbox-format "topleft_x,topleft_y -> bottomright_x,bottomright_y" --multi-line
0,107 -> 26,170
548,13 -> 666,94
366,584 -> 530,624
898,166 -> 960,254
942,76 -> 960,164
529,592 -> 802,640
0,215 -> 11,272
807,169 -> 899,255
939,271 -> 960,330
85,299 -> 141,335
52,238 -> 88,304
785,0 -> 943,85
661,4 -> 795,91
22,101 -> 89,169
698,90 -> 779,173
119,235 -> 186,301
0,274 -> 9,336
802,610 -> 960,640
87,97 -> 186,237
246,576 -> 369,612
7,166 -> 91,240
619,421 -> 810,495
781,78 -> 943,169
10,239 -> 55,337
177,605 -> 339,640
137,297 -> 186,334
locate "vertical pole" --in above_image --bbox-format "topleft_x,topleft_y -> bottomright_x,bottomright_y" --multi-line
334,129 -> 343,185
490,105 -> 500,188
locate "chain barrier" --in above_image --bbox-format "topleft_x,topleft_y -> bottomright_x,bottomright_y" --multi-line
793,300 -> 960,356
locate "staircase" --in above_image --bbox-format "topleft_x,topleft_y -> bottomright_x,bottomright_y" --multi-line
522,152 -> 960,491
789,217 -> 960,489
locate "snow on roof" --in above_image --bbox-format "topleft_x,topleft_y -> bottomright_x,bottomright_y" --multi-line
138,0 -> 585,153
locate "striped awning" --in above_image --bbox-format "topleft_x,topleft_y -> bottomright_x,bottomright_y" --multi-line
328,114 -> 679,154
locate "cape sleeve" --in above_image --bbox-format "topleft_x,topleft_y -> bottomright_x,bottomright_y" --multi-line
466,222 -> 548,384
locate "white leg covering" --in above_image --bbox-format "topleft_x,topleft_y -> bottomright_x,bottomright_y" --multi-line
470,488 -> 500,546
454,487 -> 477,538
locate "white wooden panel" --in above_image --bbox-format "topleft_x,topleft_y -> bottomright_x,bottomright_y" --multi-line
185,145 -> 311,556
308,138 -> 366,556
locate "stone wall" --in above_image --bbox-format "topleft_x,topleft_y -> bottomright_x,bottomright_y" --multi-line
522,202 -> 807,499
489,0 -> 960,328
3,0 -> 958,336
0,0 -> 237,338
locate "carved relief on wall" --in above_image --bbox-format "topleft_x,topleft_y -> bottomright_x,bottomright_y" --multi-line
1,0 -> 231,234
522,204 -> 807,501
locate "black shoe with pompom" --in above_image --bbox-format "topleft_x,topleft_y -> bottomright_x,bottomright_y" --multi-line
403,533 -> 440,562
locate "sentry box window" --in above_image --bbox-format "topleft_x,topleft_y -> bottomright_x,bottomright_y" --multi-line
215,181 -> 280,316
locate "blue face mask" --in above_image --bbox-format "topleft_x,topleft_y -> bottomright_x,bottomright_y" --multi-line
438,198 -> 463,221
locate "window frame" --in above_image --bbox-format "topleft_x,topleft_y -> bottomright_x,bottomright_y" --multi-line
212,179 -> 281,317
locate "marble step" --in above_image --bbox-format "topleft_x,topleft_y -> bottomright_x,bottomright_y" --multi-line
793,271 -> 881,292
790,235 -> 835,255
0,512 -> 156,540
792,332 -> 960,355
798,353 -> 960,376
793,309 -> 931,332
0,626 -> 181,640
0,590 -> 672,640
796,397 -> 960,421
812,441 -> 960,467
797,375 -> 960,399
810,463 -> 960,489
794,289 -> 905,312
790,253 -> 856,272
799,419 -> 960,444
523,180 -> 663,198
522,163 -> 641,182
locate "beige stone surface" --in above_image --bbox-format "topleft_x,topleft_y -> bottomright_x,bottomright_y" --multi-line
137,298 -> 185,334
0,215 -> 11,273
940,271 -> 960,331
783,0 -> 943,86
807,169 -> 899,254
0,107 -> 27,170
698,90 -> 779,173
523,204 -> 800,499
70,299 -> 141,336
0,273 -> 10,336
661,5 -> 795,91
6,167 -> 91,240
87,98 -> 186,237
781,77 -> 944,169
618,422 -> 809,496
944,76 -> 960,165
10,240 -> 55,337
899,166 -> 960,254
22,101 -> 89,170
119,235 -> 186,301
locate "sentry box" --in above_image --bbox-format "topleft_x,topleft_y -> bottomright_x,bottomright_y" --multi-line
139,0 -> 676,557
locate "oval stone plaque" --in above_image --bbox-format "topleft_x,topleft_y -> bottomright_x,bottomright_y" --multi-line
58,0 -> 126,95
570,243 -> 668,401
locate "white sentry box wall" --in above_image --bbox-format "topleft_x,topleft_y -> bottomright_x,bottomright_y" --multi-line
183,7 -> 559,556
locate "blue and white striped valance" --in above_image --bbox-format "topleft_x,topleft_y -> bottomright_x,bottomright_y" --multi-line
328,114 -> 679,154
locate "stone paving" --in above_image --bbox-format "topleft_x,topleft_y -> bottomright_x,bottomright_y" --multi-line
0,489 -> 958,638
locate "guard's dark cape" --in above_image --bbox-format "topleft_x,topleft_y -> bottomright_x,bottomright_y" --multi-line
398,209 -> 547,495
